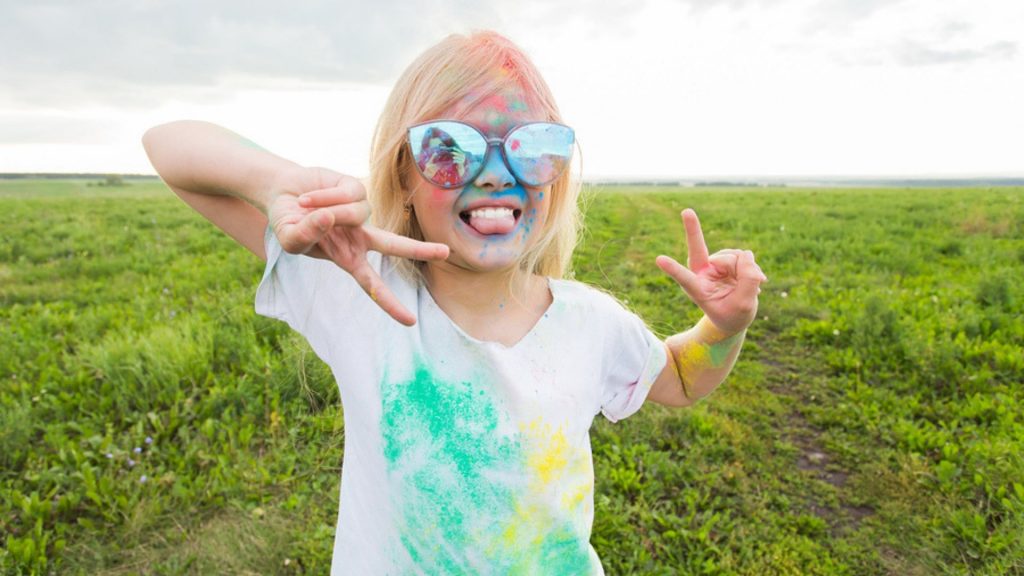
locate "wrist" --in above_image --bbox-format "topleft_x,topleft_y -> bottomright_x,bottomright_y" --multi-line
259,163 -> 305,214
697,315 -> 746,343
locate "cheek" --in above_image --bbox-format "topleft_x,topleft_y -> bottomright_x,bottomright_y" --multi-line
429,188 -> 451,204
411,182 -> 456,214
529,188 -> 551,218
519,187 -> 551,237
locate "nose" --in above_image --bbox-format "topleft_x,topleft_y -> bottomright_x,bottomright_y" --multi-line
472,144 -> 516,191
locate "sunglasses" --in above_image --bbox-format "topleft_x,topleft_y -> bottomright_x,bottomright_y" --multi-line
407,120 -> 575,189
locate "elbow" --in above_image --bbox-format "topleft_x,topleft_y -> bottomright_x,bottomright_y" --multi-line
141,121 -> 188,177
141,120 -> 191,152
141,124 -> 168,165
667,394 -> 697,409
142,121 -> 180,151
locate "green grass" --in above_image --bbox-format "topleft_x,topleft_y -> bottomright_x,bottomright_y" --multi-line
2,180 -> 1023,574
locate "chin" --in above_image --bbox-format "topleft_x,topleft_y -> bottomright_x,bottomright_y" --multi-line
451,251 -> 522,274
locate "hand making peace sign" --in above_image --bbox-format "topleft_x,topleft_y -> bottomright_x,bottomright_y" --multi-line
267,166 -> 449,327
655,209 -> 768,335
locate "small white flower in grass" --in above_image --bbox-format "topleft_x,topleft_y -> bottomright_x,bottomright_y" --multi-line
128,458 -> 136,467
780,291 -> 788,299
140,475 -> 147,483
134,447 -> 142,454
145,436 -> 153,445
833,329 -> 840,336
106,453 -> 113,459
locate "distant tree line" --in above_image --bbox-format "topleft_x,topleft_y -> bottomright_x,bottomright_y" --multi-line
90,175 -> 125,187
0,173 -> 158,180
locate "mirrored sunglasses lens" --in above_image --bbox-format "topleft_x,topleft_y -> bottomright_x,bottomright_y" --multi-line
408,122 -> 486,187
504,124 -> 574,186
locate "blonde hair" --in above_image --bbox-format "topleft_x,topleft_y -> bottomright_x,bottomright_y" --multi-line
368,30 -> 582,286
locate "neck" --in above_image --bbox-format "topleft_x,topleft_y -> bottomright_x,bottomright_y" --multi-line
423,261 -> 541,315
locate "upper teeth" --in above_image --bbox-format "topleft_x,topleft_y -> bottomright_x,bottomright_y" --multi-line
469,207 -> 514,219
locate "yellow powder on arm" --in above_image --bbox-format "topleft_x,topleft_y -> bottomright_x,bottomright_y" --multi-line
669,317 -> 745,400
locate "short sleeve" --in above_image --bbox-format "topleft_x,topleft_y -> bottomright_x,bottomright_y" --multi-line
254,226 -> 375,359
598,304 -> 668,423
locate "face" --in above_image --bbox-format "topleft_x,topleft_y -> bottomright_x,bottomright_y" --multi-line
409,87 -> 552,274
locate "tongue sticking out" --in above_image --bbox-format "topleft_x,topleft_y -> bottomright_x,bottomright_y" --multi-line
467,211 -> 517,235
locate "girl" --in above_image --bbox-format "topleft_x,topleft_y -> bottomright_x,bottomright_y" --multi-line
143,30 -> 765,576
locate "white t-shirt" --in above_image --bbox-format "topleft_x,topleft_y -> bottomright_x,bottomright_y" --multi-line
255,227 -> 666,576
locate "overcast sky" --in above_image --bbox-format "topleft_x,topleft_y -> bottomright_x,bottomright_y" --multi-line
1,0 -> 1021,178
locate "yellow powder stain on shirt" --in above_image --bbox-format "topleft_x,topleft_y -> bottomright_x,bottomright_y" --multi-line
522,418 -> 569,486
501,522 -> 518,548
561,483 -> 589,510
518,417 -> 595,516
490,500 -> 545,553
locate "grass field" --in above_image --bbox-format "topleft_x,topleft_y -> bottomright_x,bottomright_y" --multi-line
2,179 -> 1022,575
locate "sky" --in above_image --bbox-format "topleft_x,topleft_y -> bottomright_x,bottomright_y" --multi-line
1,0 -> 1022,179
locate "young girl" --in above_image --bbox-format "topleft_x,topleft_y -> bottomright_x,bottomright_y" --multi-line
143,30 -> 765,576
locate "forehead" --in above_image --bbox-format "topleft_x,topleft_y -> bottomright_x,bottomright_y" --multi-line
443,87 -> 543,136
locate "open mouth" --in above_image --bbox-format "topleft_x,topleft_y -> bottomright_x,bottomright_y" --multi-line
459,206 -> 523,236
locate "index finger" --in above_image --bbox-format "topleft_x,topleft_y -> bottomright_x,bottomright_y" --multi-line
367,227 -> 450,262
682,209 -> 710,271
347,258 -> 417,326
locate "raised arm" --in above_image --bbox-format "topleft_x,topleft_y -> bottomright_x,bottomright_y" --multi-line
142,120 -> 449,325
647,209 -> 767,407
142,120 -> 291,259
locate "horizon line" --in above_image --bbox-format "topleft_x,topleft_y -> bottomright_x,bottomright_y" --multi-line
3,172 -> 1024,181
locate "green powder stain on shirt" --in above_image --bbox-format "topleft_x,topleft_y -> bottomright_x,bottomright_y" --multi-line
380,359 -> 595,575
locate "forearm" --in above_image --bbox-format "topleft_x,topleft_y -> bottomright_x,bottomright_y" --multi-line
666,316 -> 745,401
142,120 -> 297,214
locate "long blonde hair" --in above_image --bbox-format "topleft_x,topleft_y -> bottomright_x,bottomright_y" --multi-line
368,31 -> 582,284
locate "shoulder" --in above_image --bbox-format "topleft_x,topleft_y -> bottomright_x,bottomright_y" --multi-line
550,279 -> 636,319
262,225 -> 401,302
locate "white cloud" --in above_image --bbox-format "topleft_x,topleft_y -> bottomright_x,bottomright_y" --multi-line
893,40 -> 1016,66
1,0 -> 1021,176
0,0 -> 503,107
